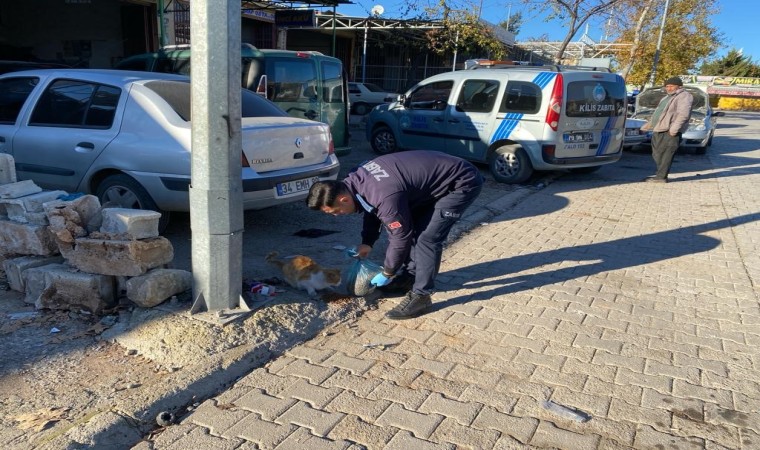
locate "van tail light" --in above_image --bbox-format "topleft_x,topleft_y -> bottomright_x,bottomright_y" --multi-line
241,152 -> 250,167
545,73 -> 563,131
328,128 -> 335,155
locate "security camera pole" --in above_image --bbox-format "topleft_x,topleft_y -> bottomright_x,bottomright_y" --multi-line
189,0 -> 247,320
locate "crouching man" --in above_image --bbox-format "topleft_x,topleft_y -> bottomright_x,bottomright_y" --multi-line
306,150 -> 483,320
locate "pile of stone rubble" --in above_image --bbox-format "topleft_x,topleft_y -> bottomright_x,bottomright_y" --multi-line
0,154 -> 191,314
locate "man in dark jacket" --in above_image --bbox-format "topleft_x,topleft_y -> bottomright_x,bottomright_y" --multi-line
641,76 -> 693,182
306,150 -> 483,320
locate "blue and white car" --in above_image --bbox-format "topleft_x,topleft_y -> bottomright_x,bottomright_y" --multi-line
366,65 -> 627,183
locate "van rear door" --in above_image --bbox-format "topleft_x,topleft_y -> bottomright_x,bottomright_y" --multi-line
555,74 -> 626,160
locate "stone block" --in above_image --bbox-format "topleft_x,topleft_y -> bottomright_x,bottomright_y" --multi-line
0,154 -> 17,184
35,269 -> 115,314
59,237 -> 173,277
23,263 -> 71,305
3,255 -> 65,292
44,194 -> 101,242
2,190 -> 67,223
126,268 -> 192,308
0,179 -> 42,199
0,219 -> 59,256
100,208 -> 161,239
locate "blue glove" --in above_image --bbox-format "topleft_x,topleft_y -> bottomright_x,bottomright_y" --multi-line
370,273 -> 392,287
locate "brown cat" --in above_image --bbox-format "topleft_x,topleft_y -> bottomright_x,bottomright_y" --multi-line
265,252 -> 341,297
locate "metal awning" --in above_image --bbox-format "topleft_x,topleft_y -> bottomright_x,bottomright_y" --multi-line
163,0 -> 353,13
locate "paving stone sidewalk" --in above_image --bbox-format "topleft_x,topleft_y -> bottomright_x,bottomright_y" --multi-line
140,115 -> 760,449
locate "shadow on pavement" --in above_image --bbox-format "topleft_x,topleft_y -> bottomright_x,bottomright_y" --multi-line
434,212 -> 760,311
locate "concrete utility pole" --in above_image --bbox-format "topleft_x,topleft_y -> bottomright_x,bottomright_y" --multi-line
648,0 -> 670,86
189,0 -> 247,319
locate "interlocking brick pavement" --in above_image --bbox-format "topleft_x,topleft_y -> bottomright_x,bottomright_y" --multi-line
147,113 -> 760,448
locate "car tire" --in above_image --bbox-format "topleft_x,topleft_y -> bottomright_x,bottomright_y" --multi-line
707,134 -> 713,146
568,166 -> 601,174
96,174 -> 171,232
370,126 -> 398,155
488,145 -> 533,183
353,102 -> 371,116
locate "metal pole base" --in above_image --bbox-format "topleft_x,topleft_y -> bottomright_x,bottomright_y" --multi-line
189,292 -> 278,325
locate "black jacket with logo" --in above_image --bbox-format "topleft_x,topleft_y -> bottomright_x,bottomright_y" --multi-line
342,150 -> 482,272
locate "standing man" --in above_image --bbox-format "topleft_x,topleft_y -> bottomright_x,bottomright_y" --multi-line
306,150 -> 483,320
641,76 -> 693,183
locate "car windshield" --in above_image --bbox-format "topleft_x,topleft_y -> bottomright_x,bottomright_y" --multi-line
144,80 -> 288,121
364,83 -> 386,92
637,86 -> 707,111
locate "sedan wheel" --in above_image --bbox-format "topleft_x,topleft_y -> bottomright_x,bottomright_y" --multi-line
353,102 -> 371,116
488,145 -> 533,183
96,174 -> 170,232
370,126 -> 398,155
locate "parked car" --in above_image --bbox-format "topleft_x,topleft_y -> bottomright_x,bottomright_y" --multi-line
366,65 -> 627,183
0,69 -> 340,230
623,117 -> 648,149
348,82 -> 397,115
632,84 -> 724,154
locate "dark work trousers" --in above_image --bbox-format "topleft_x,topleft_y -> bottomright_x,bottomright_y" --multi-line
651,131 -> 681,179
404,184 -> 483,296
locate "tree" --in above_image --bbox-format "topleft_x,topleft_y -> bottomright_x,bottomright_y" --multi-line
499,10 -> 523,35
611,0 -> 722,87
521,0 -> 625,63
424,2 -> 510,60
700,49 -> 760,77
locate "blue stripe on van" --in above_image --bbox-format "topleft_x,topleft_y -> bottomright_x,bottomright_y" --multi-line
532,72 -> 557,89
597,116 -> 614,155
490,113 -> 523,144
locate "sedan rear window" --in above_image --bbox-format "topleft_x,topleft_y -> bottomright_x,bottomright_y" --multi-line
29,79 -> 121,128
144,80 -> 289,121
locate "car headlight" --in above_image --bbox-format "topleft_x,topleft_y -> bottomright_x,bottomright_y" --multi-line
688,117 -> 706,131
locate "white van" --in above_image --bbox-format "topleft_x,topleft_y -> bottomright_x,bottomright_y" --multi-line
365,64 -> 627,183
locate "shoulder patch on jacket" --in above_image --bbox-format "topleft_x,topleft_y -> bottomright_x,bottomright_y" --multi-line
387,221 -> 402,230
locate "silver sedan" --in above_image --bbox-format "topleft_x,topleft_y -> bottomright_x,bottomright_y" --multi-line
0,69 -> 340,229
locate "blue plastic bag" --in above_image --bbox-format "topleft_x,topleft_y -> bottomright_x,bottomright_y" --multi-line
345,248 -> 382,297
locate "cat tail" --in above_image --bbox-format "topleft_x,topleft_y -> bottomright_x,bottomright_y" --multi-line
265,251 -> 283,269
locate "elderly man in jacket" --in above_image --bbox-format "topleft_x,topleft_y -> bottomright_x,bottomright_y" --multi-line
641,76 -> 693,183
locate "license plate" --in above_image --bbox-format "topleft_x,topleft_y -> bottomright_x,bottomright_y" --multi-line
625,129 -> 640,136
275,176 -> 318,198
563,131 -> 594,143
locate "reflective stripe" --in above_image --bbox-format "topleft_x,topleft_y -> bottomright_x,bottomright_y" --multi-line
490,113 -> 523,143
355,194 -> 375,213
532,72 -> 557,89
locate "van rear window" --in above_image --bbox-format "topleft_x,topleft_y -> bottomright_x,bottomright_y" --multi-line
566,81 -> 625,117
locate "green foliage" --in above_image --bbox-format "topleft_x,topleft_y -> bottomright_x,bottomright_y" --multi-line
424,3 -> 509,59
699,49 -> 760,77
614,0 -> 723,86
498,10 -> 523,35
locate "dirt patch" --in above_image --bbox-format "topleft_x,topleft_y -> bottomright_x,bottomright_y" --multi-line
0,269 -> 373,449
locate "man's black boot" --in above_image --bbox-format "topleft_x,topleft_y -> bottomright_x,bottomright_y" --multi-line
377,272 -> 414,294
385,292 -> 432,320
